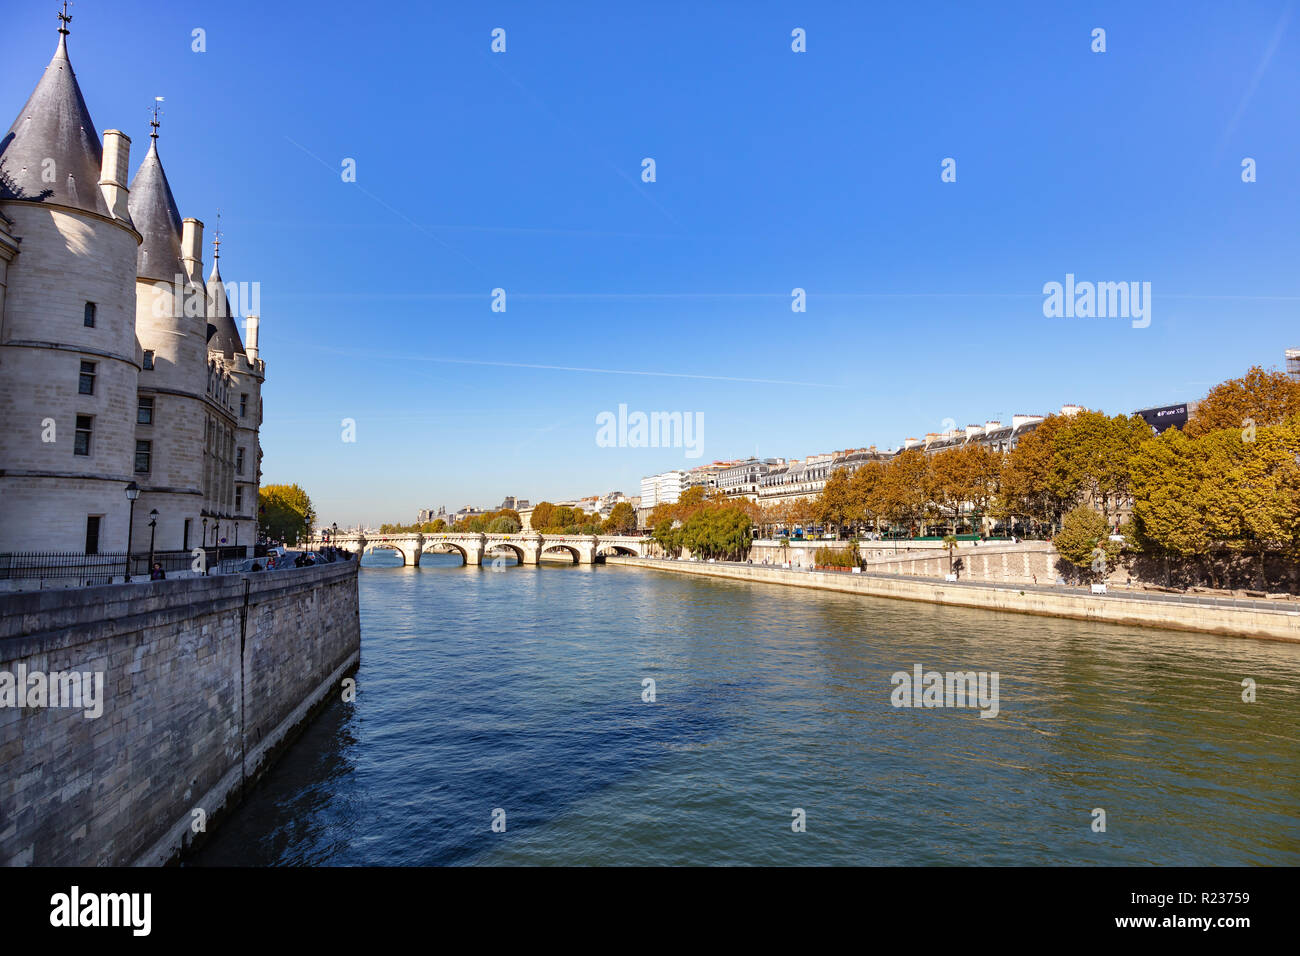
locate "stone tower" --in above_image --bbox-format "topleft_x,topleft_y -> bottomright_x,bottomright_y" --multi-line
0,16 -> 141,554
0,12 -> 268,562
127,117 -> 209,553
204,239 -> 265,552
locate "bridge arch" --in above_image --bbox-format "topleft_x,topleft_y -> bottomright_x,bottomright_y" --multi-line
596,544 -> 640,558
540,544 -> 580,564
363,542 -> 412,566
420,541 -> 469,566
484,542 -> 525,566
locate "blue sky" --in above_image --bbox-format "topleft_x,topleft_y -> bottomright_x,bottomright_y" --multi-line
4,1 -> 1298,527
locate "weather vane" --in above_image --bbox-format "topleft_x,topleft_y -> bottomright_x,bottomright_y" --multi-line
150,97 -> 164,138
57,1 -> 72,34
213,208 -> 222,259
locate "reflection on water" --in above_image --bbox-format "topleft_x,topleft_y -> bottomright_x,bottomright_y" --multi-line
191,551 -> 1300,865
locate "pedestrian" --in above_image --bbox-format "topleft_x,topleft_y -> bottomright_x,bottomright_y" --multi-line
149,562 -> 165,580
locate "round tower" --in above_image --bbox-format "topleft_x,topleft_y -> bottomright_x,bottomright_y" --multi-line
0,16 -> 142,555
128,116 -> 210,554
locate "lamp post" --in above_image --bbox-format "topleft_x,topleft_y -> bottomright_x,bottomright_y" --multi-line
148,509 -> 158,568
124,481 -> 140,582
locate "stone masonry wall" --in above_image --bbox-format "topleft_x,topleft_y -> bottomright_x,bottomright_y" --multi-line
0,560 -> 360,866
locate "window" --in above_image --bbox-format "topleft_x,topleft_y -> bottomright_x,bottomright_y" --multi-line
74,415 -> 92,456
183,518 -> 192,551
240,393 -> 248,417
137,396 -> 154,425
78,360 -> 96,395
143,350 -> 154,370
235,487 -> 243,512
134,440 -> 151,473
83,302 -> 96,328
85,516 -> 101,555
236,447 -> 244,475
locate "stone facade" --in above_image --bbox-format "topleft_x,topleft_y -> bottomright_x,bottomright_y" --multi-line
0,23 -> 265,557
0,561 -> 360,866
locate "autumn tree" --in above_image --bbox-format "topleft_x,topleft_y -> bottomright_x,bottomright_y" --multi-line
849,460 -> 886,532
878,449 -> 931,533
814,467 -> 854,535
529,502 -> 556,531
602,501 -> 638,534
1185,366 -> 1300,438
1048,411 -> 1152,520
995,414 -> 1070,533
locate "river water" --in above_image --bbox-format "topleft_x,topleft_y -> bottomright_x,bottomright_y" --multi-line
191,551 -> 1300,865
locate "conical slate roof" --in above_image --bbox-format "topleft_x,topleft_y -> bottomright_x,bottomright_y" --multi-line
206,257 -> 245,360
0,33 -> 110,217
127,136 -> 184,282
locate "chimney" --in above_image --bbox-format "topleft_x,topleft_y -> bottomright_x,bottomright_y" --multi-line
245,314 -> 260,362
966,424 -> 983,440
984,420 -> 1001,432
181,217 -> 205,284
99,130 -> 131,221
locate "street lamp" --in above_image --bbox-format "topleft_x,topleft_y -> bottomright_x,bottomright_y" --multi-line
148,509 -> 159,568
124,481 -> 140,581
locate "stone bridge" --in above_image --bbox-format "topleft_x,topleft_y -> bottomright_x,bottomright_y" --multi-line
304,531 -> 648,567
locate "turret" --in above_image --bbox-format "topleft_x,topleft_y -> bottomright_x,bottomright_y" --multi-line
99,129 -> 132,221
205,235 -> 245,362
245,314 -> 260,362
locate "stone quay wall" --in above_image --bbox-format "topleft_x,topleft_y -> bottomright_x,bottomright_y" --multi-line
749,538 -> 1057,582
606,557 -> 1300,644
0,560 -> 360,866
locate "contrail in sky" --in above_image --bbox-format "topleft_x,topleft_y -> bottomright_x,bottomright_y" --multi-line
310,346 -> 845,389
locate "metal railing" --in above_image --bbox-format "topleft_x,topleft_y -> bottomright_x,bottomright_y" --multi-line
0,548 -> 247,588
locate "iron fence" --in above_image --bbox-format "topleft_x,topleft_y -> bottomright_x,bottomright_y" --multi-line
0,548 -> 247,588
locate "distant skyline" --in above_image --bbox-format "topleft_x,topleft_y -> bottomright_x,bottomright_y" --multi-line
4,1 -> 1298,526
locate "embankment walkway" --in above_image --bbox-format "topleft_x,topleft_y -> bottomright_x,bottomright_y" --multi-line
605,557 -> 1300,644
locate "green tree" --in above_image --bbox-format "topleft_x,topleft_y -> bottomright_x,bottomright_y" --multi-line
1054,504 -> 1119,576
653,519 -> 681,557
259,483 -> 316,545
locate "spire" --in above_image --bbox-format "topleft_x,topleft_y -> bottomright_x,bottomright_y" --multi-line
205,222 -> 244,360
127,110 -> 183,282
0,9 -> 110,216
